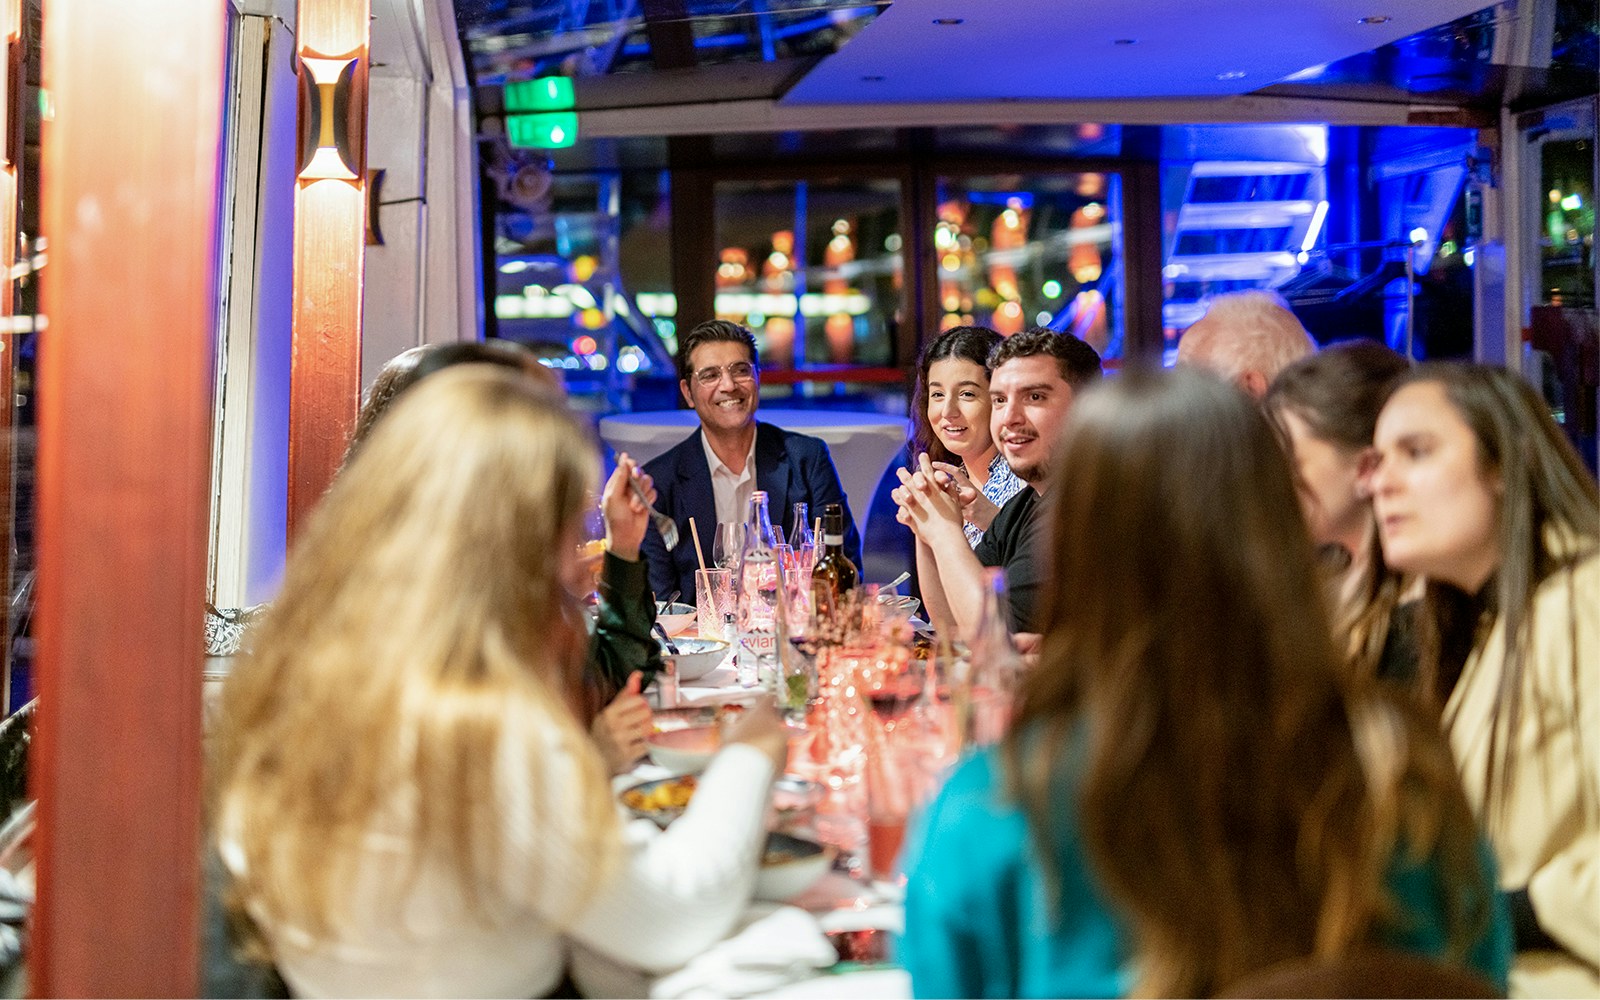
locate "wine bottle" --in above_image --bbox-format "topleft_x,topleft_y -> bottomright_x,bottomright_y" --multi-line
809,502 -> 857,623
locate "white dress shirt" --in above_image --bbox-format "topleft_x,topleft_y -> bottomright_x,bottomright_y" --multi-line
701,430 -> 757,527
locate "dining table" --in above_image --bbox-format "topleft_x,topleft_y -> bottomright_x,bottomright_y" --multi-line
590,659 -> 918,999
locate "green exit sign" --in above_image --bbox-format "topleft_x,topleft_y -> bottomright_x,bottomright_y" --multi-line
507,112 -> 578,149
505,76 -> 575,112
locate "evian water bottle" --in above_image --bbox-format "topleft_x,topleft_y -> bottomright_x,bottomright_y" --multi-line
738,491 -> 781,691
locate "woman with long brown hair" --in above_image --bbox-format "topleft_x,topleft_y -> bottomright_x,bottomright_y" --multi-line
211,367 -> 787,998
901,367 -> 1508,998
909,325 -> 1025,545
1264,341 -> 1414,682
1371,363 -> 1599,997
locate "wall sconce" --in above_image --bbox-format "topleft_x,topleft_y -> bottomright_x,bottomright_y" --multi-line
297,53 -> 363,181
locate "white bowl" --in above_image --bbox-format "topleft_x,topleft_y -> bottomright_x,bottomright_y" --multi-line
655,601 -> 697,636
661,636 -> 729,682
755,832 -> 835,901
647,725 -> 720,774
877,594 -> 921,621
646,723 -> 806,775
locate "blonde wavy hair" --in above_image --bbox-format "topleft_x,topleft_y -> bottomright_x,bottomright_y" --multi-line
210,366 -> 619,943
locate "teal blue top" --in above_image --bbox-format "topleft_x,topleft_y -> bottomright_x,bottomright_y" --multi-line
900,748 -> 1511,999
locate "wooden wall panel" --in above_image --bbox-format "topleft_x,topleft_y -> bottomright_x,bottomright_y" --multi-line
30,0 -> 223,994
287,0 -> 369,541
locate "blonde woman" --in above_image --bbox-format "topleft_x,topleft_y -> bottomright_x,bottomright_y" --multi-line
211,367 -> 786,998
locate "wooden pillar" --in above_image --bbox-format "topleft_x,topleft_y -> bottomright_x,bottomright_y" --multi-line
287,0 -> 369,541
30,1 -> 224,994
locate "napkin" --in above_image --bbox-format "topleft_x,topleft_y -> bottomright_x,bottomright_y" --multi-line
651,904 -> 837,999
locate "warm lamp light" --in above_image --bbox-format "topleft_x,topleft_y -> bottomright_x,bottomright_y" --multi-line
298,55 -> 359,181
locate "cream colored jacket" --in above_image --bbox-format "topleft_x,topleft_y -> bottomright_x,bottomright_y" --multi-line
1445,551 -> 1600,998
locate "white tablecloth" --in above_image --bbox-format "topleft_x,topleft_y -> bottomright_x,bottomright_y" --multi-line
598,409 -> 907,527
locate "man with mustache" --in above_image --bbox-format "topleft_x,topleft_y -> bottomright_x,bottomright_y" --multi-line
640,320 -> 861,603
895,328 -> 1101,639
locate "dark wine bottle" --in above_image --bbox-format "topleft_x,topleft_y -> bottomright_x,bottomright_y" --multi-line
810,502 -> 858,622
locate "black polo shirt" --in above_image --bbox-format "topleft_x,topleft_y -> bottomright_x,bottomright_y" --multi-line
971,486 -> 1044,634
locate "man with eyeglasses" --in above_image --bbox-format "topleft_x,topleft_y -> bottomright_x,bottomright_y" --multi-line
640,320 -> 862,603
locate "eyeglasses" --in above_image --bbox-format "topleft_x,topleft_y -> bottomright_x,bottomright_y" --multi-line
691,361 -> 757,386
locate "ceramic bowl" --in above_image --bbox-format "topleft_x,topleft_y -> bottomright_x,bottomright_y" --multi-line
660,636 -> 729,682
646,725 -> 721,774
655,601 -> 697,637
755,831 -> 835,902
877,594 -> 922,621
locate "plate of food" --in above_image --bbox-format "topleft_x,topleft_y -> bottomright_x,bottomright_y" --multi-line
620,774 -> 699,827
619,772 -> 823,832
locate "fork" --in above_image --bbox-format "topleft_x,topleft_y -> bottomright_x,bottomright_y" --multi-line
652,621 -> 681,655
629,475 -> 680,551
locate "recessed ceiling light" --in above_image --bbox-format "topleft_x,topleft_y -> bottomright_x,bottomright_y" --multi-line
932,17 -> 964,25
1216,70 -> 1247,80
1112,38 -> 1137,45
861,74 -> 885,82
1358,14 -> 1392,24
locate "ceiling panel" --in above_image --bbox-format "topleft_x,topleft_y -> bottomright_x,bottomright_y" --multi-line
782,0 -> 1500,104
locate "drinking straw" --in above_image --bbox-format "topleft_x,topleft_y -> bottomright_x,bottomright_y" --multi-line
689,516 -> 708,573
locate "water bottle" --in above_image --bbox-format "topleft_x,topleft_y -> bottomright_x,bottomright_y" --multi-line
959,569 -> 1022,747
739,491 -> 781,692
790,502 -> 816,564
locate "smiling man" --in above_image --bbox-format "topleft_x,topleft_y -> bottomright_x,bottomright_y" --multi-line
640,320 -> 861,602
895,328 -> 1101,637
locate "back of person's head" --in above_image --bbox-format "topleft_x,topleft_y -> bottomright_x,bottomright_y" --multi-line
346,339 -> 561,459
675,320 -> 758,383
988,326 -> 1103,389
215,366 -> 619,941
1265,340 -> 1410,452
911,325 -> 1003,462
1177,290 -> 1316,398
1008,367 -> 1491,996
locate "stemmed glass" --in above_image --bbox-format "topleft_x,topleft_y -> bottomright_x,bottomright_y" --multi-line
712,521 -> 746,570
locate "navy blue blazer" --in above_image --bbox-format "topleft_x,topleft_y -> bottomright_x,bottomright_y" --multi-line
639,421 -> 864,604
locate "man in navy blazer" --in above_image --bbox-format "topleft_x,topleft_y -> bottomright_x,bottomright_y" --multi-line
640,320 -> 862,603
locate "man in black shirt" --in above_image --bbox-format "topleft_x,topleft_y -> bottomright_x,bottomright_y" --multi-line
894,328 -> 1102,637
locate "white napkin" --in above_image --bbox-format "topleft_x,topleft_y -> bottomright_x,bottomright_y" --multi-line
650,904 -> 837,999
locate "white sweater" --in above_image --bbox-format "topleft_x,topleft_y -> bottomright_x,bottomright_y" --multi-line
222,736 -> 776,998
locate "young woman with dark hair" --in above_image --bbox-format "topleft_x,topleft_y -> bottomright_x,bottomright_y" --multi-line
1264,341 -> 1414,682
1371,362 -> 1600,996
902,367 -> 1509,998
909,326 -> 1024,545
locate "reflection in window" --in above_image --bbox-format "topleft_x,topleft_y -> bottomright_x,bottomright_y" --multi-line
712,177 -> 901,372
933,173 -> 1124,363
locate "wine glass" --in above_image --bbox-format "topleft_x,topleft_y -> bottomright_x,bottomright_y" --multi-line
712,521 -> 746,569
